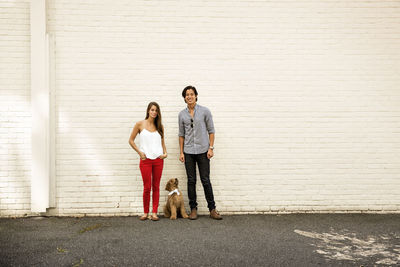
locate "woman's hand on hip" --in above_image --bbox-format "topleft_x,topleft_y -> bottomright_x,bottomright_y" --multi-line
139,152 -> 147,160
159,153 -> 168,160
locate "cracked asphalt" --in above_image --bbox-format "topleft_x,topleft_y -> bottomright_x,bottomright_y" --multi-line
0,214 -> 399,266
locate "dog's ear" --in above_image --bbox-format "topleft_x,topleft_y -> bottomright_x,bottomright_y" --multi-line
165,180 -> 171,191
175,178 -> 179,186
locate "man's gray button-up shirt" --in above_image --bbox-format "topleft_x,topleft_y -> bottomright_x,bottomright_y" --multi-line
178,104 -> 215,154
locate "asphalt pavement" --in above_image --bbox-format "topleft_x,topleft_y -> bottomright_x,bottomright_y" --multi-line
1,214 -> 399,266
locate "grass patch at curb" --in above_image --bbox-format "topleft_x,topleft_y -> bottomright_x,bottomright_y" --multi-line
79,224 -> 102,234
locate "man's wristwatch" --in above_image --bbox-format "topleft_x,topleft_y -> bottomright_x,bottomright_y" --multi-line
209,146 -> 214,150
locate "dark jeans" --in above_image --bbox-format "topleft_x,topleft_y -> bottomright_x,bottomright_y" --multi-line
184,152 -> 216,211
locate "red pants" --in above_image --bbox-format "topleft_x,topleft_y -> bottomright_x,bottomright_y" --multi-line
139,158 -> 164,213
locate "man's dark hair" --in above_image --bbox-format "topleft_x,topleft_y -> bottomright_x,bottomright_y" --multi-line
182,85 -> 198,102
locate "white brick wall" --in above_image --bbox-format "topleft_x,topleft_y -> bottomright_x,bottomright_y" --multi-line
0,0 -> 31,217
2,0 -> 400,216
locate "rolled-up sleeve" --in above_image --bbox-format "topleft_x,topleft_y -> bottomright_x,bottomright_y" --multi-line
178,112 -> 185,137
204,108 -> 215,134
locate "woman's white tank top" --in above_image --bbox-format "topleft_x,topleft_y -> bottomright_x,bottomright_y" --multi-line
139,129 -> 163,159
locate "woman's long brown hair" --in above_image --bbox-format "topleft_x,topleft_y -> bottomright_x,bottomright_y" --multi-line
145,102 -> 164,138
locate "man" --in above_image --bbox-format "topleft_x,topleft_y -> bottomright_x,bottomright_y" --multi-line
178,85 -> 222,220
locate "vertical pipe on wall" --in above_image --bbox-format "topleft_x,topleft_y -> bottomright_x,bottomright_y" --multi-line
48,33 -> 56,208
30,0 -> 49,212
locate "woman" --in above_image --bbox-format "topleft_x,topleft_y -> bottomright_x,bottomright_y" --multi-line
129,102 -> 167,221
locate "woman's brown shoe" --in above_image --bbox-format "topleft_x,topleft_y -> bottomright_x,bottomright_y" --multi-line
210,209 -> 222,220
139,215 -> 148,221
189,208 -> 197,220
151,215 -> 159,221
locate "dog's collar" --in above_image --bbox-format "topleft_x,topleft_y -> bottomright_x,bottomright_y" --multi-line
168,189 -> 180,196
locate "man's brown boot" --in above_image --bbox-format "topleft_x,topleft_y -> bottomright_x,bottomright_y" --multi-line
210,209 -> 222,220
189,208 -> 197,220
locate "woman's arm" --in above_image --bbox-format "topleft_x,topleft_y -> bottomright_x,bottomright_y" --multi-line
159,137 -> 168,159
159,126 -> 168,159
129,122 -> 146,159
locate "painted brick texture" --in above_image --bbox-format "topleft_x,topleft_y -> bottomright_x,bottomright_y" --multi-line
2,0 -> 400,216
0,0 -> 31,217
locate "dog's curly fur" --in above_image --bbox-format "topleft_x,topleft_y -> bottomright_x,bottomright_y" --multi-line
163,178 -> 189,220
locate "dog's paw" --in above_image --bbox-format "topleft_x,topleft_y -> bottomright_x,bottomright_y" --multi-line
182,214 -> 189,219
170,216 -> 177,220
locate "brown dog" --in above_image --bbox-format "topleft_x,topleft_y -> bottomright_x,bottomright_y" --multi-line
163,178 -> 189,220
